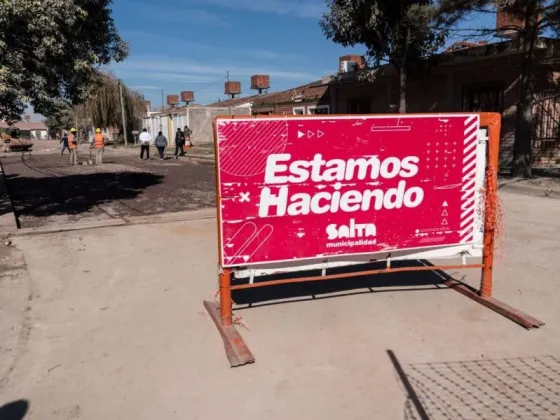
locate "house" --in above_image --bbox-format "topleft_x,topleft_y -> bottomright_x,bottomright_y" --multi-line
329,39 -> 560,168
206,78 -> 335,116
0,121 -> 49,140
142,100 -> 251,145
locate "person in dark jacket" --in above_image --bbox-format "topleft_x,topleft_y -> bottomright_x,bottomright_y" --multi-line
60,132 -> 69,155
174,127 -> 185,159
154,131 -> 167,160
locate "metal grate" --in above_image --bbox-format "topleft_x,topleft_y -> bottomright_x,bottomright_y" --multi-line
396,355 -> 560,420
532,91 -> 560,152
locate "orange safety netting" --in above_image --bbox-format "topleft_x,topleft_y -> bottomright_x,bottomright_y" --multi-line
485,154 -> 505,263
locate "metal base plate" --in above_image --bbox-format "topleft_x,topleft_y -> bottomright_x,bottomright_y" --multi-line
444,280 -> 545,329
204,301 -> 255,367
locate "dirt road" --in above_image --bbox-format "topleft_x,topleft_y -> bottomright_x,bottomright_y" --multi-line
0,190 -> 559,419
0,143 -> 215,229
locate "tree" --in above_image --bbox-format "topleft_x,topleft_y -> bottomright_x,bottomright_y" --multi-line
320,0 -> 446,113
46,73 -> 146,142
0,0 -> 128,123
75,73 -> 146,141
44,108 -> 76,132
436,0 -> 560,177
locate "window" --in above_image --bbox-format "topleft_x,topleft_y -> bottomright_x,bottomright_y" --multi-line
347,97 -> 371,114
462,85 -> 504,113
308,105 -> 330,115
293,106 -> 305,115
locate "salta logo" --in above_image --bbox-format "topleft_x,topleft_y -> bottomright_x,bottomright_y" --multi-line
326,219 -> 377,240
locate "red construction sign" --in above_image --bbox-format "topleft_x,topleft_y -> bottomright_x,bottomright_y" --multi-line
216,114 -> 480,267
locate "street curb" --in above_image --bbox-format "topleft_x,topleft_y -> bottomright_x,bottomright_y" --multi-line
7,208 -> 217,237
498,180 -> 560,199
185,154 -> 214,161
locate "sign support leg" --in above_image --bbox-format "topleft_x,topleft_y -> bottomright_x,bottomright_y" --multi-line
220,268 -> 233,325
445,113 -> 544,329
480,117 -> 500,298
204,268 -> 255,367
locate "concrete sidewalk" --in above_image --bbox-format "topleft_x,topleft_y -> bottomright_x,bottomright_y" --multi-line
499,177 -> 560,198
0,191 -> 559,419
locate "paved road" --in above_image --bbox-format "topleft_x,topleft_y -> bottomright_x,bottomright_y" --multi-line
0,191 -> 559,419
0,145 -> 216,228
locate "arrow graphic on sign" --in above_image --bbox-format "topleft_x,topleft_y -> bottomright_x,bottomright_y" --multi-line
297,131 -> 304,139
441,209 -> 449,217
317,130 -> 324,138
307,130 -> 315,138
442,201 -> 449,207
441,219 -> 448,226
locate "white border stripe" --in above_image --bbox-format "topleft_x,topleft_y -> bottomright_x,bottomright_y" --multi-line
461,214 -> 475,228
461,207 -> 475,219
464,115 -> 477,125
463,149 -> 477,164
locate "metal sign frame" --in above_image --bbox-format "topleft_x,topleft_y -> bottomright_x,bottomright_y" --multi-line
204,112 -> 544,368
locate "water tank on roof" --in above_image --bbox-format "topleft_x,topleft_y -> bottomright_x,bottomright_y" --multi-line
181,91 -> 194,103
251,75 -> 270,94
167,95 -> 179,106
225,81 -> 241,98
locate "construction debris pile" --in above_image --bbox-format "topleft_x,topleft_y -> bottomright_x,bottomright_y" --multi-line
1,133 -> 34,152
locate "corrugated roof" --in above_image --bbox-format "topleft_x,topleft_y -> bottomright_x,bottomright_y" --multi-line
206,79 -> 333,108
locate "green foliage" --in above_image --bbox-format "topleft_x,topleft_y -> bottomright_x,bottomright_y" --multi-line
44,108 -> 75,132
46,73 -> 145,139
321,0 -> 446,112
435,0 -> 560,177
0,0 -> 128,123
75,72 -> 145,133
321,1 -> 445,69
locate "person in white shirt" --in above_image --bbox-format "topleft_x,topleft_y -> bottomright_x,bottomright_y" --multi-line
138,128 -> 152,160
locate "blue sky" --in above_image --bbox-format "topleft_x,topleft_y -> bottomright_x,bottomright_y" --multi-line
109,0 -> 363,107
109,0 -> 498,108
27,0 -> 498,120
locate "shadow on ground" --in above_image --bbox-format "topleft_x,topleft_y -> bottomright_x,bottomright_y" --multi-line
231,260 -> 449,309
0,400 -> 29,420
0,159 -> 16,220
5,171 -> 164,219
389,350 -> 560,420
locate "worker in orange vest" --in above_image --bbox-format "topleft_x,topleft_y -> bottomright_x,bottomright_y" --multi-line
93,128 -> 105,165
68,128 -> 78,165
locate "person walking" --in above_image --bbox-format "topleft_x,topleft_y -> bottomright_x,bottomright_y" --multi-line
139,128 -> 152,160
154,131 -> 167,160
174,127 -> 185,159
183,125 -> 193,152
68,128 -> 78,165
60,132 -> 70,155
93,128 -> 105,165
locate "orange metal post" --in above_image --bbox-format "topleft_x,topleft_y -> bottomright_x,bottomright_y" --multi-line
219,268 -> 233,326
480,113 -> 501,298
204,119 -> 254,367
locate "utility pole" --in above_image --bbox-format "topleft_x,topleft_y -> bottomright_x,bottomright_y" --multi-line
160,89 -> 164,131
118,81 -> 128,147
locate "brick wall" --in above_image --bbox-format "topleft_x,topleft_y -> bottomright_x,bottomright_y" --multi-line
331,52 -> 559,169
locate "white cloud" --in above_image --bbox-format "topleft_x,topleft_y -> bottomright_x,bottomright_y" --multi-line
129,3 -> 229,27
113,56 -> 319,81
128,85 -> 162,90
120,30 -> 302,61
182,0 -> 325,18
